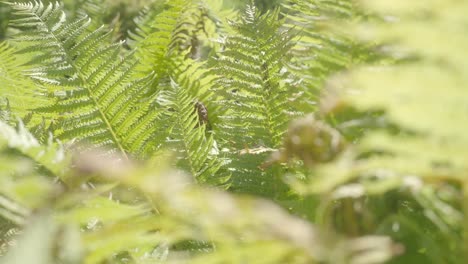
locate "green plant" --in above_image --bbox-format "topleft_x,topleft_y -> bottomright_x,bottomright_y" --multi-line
0,0 -> 465,263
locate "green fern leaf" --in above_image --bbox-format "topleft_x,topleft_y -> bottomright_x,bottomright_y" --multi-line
211,5 -> 295,149
132,0 -> 232,82
126,1 -> 168,49
0,224 -> 20,257
0,119 -> 68,178
0,118 -> 68,226
132,0 -> 188,67
205,5 -> 299,197
282,0 -> 374,112
0,42 -> 47,122
5,1 -> 160,157
153,60 -> 229,186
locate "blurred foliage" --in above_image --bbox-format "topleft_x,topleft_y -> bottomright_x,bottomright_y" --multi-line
0,0 -> 466,263
0,120 -> 398,263
280,0 -> 467,262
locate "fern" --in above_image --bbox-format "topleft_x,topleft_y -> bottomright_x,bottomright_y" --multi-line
282,0 -> 467,262
0,119 -> 67,177
126,0 -> 166,49
0,42 -> 47,122
132,0 -> 192,74
0,226 -> 20,256
3,1 -> 231,185
129,0 -> 218,104
70,0 -> 124,42
152,60 -> 229,186
208,5 -> 297,197
1,0 -> 464,263
0,122 -> 395,263
126,0 -> 230,183
5,1 -> 159,158
281,0 -> 376,112
212,5 -> 296,148
131,0 -> 234,80
65,0 -> 105,26
0,118 -> 68,228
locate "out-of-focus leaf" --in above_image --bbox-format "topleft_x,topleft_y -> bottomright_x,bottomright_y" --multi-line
1,213 -> 56,264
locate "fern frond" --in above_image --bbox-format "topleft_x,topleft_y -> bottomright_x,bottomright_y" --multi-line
0,119 -> 68,178
281,0 -> 371,112
285,1 -> 468,261
73,0 -> 125,41
152,60 -> 229,186
6,1 -> 159,157
0,119 -> 68,226
132,0 -> 188,62
132,0 -> 233,81
207,5 -> 297,196
0,42 -> 47,122
0,225 -> 20,257
126,1 -> 167,49
211,5 -> 295,149
72,0 -> 105,23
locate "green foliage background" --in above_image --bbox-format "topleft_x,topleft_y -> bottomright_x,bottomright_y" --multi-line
0,0 -> 466,263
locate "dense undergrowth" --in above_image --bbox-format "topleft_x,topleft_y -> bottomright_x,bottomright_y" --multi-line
0,0 -> 466,263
